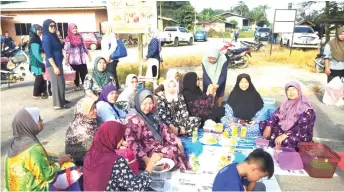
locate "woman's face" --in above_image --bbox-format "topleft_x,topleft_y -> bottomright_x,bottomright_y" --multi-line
286,86 -> 299,100
72,26 -> 78,34
208,56 -> 217,64
175,72 -> 180,81
107,91 -> 119,104
38,116 -> 44,131
167,81 -> 177,95
36,27 -> 42,37
48,22 -> 56,33
338,31 -> 344,41
97,59 -> 107,72
131,77 -> 139,90
140,97 -> 154,114
88,104 -> 97,119
196,76 -> 200,87
239,78 -> 250,91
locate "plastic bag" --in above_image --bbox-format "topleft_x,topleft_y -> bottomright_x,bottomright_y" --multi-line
323,77 -> 344,106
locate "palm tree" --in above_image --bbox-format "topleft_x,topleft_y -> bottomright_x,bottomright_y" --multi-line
248,8 -> 267,25
233,1 -> 250,16
258,5 -> 270,18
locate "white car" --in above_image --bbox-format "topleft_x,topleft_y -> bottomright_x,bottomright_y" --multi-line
281,25 -> 320,49
159,26 -> 194,47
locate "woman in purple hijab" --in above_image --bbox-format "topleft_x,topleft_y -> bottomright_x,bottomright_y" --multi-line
96,83 -> 126,124
259,82 -> 316,149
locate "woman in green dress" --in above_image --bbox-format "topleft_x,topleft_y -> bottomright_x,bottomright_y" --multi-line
4,107 -> 72,191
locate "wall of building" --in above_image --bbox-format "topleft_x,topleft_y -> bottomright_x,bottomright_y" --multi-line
1,9 -> 107,42
197,22 -> 225,32
226,16 -> 245,29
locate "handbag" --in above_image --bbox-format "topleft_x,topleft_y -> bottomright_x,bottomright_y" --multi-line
110,39 -> 127,60
115,148 -> 139,175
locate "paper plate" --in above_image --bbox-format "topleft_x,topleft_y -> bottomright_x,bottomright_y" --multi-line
153,158 -> 175,173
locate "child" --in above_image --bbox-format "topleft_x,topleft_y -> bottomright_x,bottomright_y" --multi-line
212,148 -> 274,191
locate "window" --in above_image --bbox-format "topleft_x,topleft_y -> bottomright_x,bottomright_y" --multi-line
56,22 -> 68,39
14,23 -> 32,36
164,27 -> 177,32
294,27 -> 314,33
258,28 -> 270,33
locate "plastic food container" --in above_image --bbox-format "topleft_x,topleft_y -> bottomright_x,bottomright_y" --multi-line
256,138 -> 269,149
298,142 -> 341,178
273,147 -> 303,170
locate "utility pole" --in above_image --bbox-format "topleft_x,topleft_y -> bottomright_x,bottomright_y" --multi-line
194,10 -> 197,32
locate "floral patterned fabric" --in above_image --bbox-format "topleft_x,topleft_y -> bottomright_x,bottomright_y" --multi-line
185,93 -> 215,122
157,93 -> 201,136
221,104 -> 267,137
4,144 -> 58,191
259,108 -> 316,149
84,74 -> 115,96
125,115 -> 189,170
65,98 -> 98,163
105,157 -> 152,191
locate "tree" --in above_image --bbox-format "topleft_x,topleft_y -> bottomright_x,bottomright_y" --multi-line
197,8 -> 227,22
232,1 -> 250,16
229,19 -> 238,28
248,8 -> 267,26
258,5 -> 270,18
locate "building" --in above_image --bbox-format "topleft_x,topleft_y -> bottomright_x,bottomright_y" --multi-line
217,12 -> 252,29
1,0 -> 108,43
196,19 -> 226,32
158,16 -> 178,31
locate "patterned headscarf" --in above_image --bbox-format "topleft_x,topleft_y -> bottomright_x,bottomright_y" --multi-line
65,23 -> 83,46
92,57 -> 111,88
279,82 -> 314,131
29,24 -> 42,46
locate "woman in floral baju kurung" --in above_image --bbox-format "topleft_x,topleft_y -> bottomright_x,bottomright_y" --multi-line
221,74 -> 266,137
157,78 -> 201,136
259,82 -> 316,149
4,108 -> 71,191
125,89 -> 189,170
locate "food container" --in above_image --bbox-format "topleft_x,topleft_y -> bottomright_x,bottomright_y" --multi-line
255,138 -> 269,149
298,142 -> 341,178
273,147 -> 303,170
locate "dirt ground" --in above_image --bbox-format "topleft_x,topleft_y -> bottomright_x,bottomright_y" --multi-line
1,64 -> 343,190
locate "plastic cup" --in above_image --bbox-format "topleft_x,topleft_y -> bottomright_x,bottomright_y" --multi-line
232,126 -> 238,137
240,127 -> 247,138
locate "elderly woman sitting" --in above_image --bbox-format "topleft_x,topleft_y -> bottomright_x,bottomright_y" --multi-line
96,83 -> 126,124
84,57 -> 116,100
125,89 -> 189,170
259,82 -> 316,149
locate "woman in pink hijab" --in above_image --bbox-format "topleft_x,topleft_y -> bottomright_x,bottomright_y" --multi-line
64,23 -> 92,91
259,82 -> 316,149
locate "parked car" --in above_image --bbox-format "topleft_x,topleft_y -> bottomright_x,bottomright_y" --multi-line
281,26 -> 320,49
194,30 -> 207,42
255,27 -> 270,41
79,32 -> 101,50
159,26 -> 194,47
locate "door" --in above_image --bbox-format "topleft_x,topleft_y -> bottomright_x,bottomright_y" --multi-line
179,27 -> 186,41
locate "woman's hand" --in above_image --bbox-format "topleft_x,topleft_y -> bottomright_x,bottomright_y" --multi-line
249,121 -> 256,125
275,134 -> 288,145
145,153 -> 163,174
57,154 -> 72,166
325,67 -> 331,76
263,126 -> 271,139
53,66 -> 60,75
180,127 -> 186,135
169,124 -> 178,135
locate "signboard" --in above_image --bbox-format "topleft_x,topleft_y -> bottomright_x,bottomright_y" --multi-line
106,0 -> 157,34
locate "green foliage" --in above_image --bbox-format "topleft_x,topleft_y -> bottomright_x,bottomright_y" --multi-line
248,7 -> 267,25
229,19 -> 238,28
197,8 -> 228,22
232,1 -> 250,16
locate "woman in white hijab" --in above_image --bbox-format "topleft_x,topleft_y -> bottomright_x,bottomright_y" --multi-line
154,69 -> 183,96
117,74 -> 139,111
156,77 -> 201,136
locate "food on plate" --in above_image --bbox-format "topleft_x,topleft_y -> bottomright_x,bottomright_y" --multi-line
189,154 -> 200,172
153,162 -> 170,172
215,123 -> 223,133
206,137 -> 217,144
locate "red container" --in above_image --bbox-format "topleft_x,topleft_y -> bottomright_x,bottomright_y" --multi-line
298,142 -> 341,178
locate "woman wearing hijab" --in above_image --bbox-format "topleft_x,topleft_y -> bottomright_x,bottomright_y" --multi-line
221,74 -> 266,137
42,19 -> 69,110
202,47 -> 228,107
84,56 -> 115,100
96,83 -> 126,123
324,27 -> 344,83
144,28 -> 163,78
65,97 -> 98,166
154,69 -> 183,96
4,108 -> 72,191
101,21 -> 120,88
157,78 -> 201,136
83,121 -> 162,191
117,74 -> 139,111
29,24 -> 47,99
64,23 -> 92,91
181,72 -> 223,123
125,89 -> 189,170
259,82 -> 316,149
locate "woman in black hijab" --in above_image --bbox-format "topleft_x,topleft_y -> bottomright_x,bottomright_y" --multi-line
181,72 -> 224,123
221,73 -> 266,137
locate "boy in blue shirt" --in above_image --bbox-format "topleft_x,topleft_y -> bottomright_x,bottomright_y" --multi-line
212,148 -> 274,191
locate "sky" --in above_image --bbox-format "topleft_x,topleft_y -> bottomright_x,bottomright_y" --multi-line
189,0 -> 326,22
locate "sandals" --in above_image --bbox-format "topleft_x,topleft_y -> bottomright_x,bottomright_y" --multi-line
73,86 -> 82,91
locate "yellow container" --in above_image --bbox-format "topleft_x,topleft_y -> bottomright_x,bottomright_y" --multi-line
241,127 -> 247,138
222,128 -> 230,138
232,126 -> 238,137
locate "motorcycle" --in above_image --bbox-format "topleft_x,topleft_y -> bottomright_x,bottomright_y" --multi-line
220,40 -> 251,69
240,41 -> 265,52
123,35 -> 138,47
1,37 -> 30,87
314,47 -> 325,73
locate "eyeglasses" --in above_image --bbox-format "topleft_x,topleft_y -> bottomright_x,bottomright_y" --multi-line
49,25 -> 56,28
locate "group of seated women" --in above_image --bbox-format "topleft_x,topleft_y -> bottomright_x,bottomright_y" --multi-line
5,53 -> 316,191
